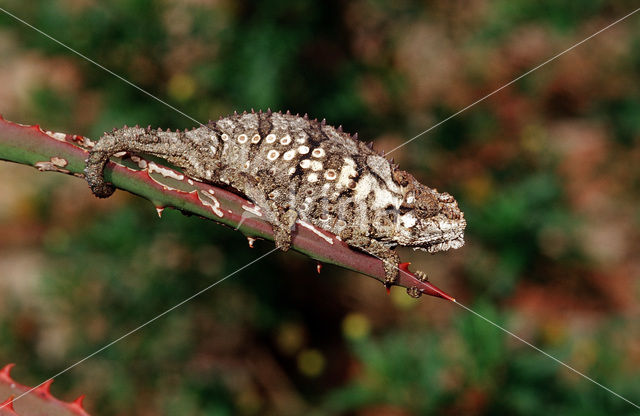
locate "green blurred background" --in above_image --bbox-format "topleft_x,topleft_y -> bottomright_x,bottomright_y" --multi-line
0,0 -> 639,414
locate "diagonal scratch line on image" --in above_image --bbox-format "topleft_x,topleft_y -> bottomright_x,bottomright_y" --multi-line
454,300 -> 640,410
385,7 -> 640,157
1,3 -> 639,412
0,247 -> 279,410
368,253 -> 640,411
0,6 -> 206,128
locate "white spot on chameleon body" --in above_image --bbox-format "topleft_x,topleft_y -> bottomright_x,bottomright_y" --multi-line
267,150 -> 280,160
210,145 -> 217,154
310,161 -> 323,171
283,150 -> 296,160
244,161 -> 250,169
288,167 -> 296,175
312,148 -> 325,158
266,134 -> 277,143
237,134 -> 248,144
251,134 -> 261,143
280,135 -> 292,145
399,212 -> 417,228
298,145 -> 309,154
324,169 -> 337,180
308,173 -> 319,182
336,157 -> 357,189
354,173 -> 402,209
221,133 -> 229,141
300,159 -> 311,169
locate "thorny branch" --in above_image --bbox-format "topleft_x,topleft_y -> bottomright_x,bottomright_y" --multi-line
0,115 -> 454,301
0,364 -> 89,415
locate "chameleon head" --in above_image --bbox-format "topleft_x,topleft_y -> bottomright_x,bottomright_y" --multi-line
391,170 -> 466,253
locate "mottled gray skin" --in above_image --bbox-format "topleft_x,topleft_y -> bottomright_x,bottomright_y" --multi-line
85,111 -> 466,284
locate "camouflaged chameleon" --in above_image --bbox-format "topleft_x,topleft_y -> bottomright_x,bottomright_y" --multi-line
84,110 -> 466,285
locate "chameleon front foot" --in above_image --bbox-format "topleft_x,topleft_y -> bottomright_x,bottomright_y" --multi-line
272,209 -> 298,251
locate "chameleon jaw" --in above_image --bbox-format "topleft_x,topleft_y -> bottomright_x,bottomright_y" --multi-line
417,235 -> 466,253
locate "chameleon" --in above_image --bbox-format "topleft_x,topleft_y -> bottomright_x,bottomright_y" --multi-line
84,110 -> 466,286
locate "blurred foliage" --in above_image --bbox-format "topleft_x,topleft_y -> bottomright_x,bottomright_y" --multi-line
0,0 -> 639,414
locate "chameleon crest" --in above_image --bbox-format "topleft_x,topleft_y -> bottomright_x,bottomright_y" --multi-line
85,110 -> 466,285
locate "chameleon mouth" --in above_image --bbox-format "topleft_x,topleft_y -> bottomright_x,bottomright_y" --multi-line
418,235 -> 465,253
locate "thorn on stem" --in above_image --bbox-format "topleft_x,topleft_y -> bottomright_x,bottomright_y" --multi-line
71,394 -> 86,408
0,395 -> 15,411
398,262 -> 411,274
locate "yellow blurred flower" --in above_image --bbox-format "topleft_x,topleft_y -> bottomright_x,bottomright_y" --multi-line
297,349 -> 325,377
342,312 -> 371,340
167,73 -> 196,102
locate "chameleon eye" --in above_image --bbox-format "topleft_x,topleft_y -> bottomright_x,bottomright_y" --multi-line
384,206 -> 400,217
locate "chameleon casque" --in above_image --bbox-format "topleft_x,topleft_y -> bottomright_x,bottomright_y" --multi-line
84,110 -> 466,285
